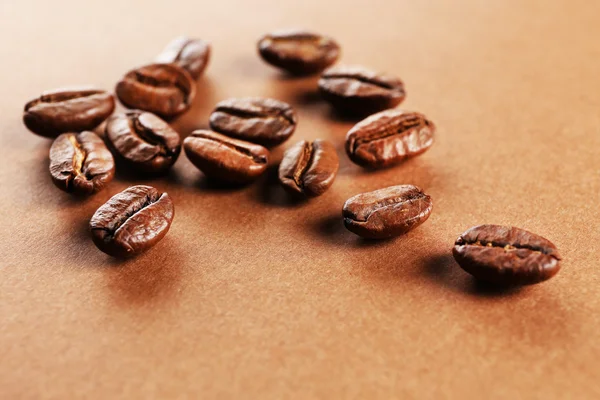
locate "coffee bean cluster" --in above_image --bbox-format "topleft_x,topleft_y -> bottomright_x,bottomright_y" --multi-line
23,31 -> 562,286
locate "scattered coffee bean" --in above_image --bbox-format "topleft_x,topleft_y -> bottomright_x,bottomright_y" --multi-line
23,87 -> 115,138
453,225 -> 561,285
343,185 -> 432,239
89,185 -> 174,258
49,131 -> 115,195
155,36 -> 211,79
209,97 -> 297,147
346,109 -> 435,169
258,30 -> 340,75
105,111 -> 181,173
278,139 -> 339,197
183,130 -> 269,184
318,65 -> 405,114
115,63 -> 196,119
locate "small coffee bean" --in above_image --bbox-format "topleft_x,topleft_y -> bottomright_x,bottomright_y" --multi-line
278,139 -> 339,197
23,87 -> 115,138
209,97 -> 297,147
155,36 -> 211,79
105,111 -> 181,173
89,185 -> 174,258
115,63 -> 196,119
183,130 -> 269,184
318,65 -> 405,114
258,30 -> 340,75
343,185 -> 432,239
453,225 -> 561,285
346,109 -> 435,169
49,131 -> 115,195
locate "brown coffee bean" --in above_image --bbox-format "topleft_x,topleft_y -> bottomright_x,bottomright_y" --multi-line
318,66 -> 405,114
155,36 -> 211,79
343,185 -> 432,239
105,111 -> 181,173
23,87 -> 115,138
49,131 -> 115,195
258,29 -> 340,75
89,185 -> 174,258
346,109 -> 435,169
278,139 -> 339,197
453,225 -> 561,285
183,130 -> 269,184
115,63 -> 196,119
209,97 -> 297,147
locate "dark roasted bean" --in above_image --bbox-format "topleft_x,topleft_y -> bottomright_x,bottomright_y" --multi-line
258,30 -> 340,75
209,97 -> 297,147
89,185 -> 174,258
343,185 -> 432,239
345,109 -> 435,168
49,131 -> 115,195
115,63 -> 196,119
453,225 -> 562,285
105,111 -> 181,173
278,139 -> 338,197
23,87 -> 115,138
183,130 -> 269,184
155,36 -> 211,79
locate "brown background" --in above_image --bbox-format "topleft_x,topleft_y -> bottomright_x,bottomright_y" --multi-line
1,0 -> 599,398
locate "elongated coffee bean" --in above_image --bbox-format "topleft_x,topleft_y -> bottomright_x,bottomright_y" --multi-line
183,130 -> 269,184
278,139 -> 338,197
115,64 -> 196,119
346,109 -> 435,168
258,30 -> 340,75
105,111 -> 181,173
24,87 -> 115,138
343,185 -> 432,239
319,66 -> 405,114
453,225 -> 561,285
209,97 -> 297,147
49,131 -> 115,195
155,36 -> 211,79
90,185 -> 174,258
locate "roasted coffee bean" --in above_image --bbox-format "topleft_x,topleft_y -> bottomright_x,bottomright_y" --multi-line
258,30 -> 340,75
23,87 -> 115,138
209,97 -> 297,147
115,63 -> 196,119
105,111 -> 181,173
90,185 -> 174,258
318,66 -> 405,114
155,36 -> 211,79
343,185 -> 432,239
278,139 -> 338,197
345,109 -> 435,169
183,130 -> 269,184
453,225 -> 561,285
49,131 -> 115,195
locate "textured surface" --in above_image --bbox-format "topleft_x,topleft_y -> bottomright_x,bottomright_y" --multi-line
1,0 -> 600,399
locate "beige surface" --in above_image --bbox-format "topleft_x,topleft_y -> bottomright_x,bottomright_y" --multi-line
1,1 -> 600,399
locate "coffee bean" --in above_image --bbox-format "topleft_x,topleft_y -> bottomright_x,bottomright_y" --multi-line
209,97 -> 297,147
115,63 -> 196,119
346,109 -> 435,169
155,36 -> 211,79
49,131 -> 115,195
105,111 -> 181,173
343,185 -> 432,239
183,130 -> 269,184
278,139 -> 339,197
453,225 -> 561,285
23,87 -> 115,138
318,66 -> 405,114
89,185 -> 174,258
258,30 -> 340,75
